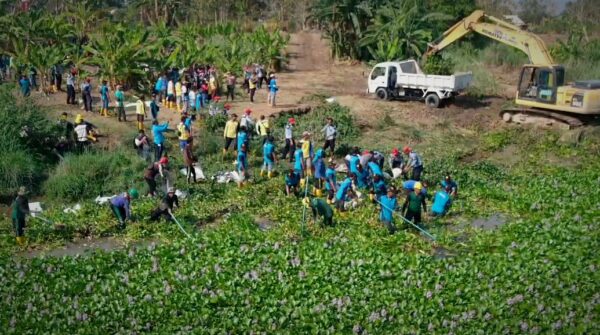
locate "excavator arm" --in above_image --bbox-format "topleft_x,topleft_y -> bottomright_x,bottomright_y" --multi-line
425,10 -> 554,66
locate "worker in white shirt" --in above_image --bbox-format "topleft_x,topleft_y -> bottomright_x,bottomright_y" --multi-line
321,117 -> 337,156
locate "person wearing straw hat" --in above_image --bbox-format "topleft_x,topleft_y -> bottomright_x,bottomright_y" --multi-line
11,186 -> 30,245
150,187 -> 179,222
401,182 -> 427,227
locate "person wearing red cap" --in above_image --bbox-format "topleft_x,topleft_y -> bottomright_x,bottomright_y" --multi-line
403,146 -> 424,181
281,117 -> 296,162
240,108 -> 254,131
389,148 -> 405,179
144,156 -> 168,196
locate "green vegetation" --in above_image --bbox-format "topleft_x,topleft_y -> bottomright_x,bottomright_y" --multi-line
43,149 -> 148,203
0,87 -> 60,199
1,125 -> 599,333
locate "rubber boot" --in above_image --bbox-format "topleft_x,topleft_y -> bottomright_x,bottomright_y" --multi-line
260,170 -> 265,177
16,236 -> 25,246
268,171 -> 273,179
162,99 -> 166,105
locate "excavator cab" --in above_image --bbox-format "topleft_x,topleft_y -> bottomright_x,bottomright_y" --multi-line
517,65 -> 565,104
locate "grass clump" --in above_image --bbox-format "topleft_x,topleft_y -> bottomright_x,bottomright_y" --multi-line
43,148 -> 147,202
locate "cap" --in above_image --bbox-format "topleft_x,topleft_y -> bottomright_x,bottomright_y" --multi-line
363,150 -> 370,155
75,114 -> 83,123
244,108 -> 252,114
224,103 -> 232,109
414,182 -> 423,190
288,118 -> 296,125
168,187 -> 175,193
392,148 -> 399,156
403,146 -> 411,154
302,131 -> 310,137
159,156 -> 169,165
128,188 -> 140,199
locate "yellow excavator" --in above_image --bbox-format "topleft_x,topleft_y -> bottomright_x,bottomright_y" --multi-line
425,10 -> 600,128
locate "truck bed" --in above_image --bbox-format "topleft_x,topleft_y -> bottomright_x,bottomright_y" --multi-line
396,72 -> 472,91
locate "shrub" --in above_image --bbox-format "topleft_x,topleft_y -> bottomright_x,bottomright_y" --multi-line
0,87 -> 60,199
274,103 -> 359,142
422,54 -> 454,75
43,149 -> 147,202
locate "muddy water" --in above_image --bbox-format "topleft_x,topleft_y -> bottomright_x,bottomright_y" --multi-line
470,214 -> 507,230
20,237 -> 158,259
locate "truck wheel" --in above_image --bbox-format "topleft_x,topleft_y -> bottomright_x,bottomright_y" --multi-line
425,94 -> 441,108
375,88 -> 388,100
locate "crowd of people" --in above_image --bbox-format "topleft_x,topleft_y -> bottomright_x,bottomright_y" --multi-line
10,61 -> 458,245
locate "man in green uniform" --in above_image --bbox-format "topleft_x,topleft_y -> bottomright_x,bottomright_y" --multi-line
401,182 -> 427,227
12,186 -> 30,246
306,197 -> 334,227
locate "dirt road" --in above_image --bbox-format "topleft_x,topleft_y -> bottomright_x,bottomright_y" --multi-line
34,30 -> 506,148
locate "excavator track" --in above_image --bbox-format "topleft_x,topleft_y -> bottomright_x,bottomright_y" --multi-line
500,108 -> 585,129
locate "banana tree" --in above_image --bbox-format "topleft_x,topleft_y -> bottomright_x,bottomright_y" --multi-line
85,24 -> 154,90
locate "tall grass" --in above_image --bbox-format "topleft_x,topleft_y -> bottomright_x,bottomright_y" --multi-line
0,87 -> 60,200
43,148 -> 148,202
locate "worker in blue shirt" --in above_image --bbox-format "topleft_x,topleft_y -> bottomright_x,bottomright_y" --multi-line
237,144 -> 248,187
237,126 -> 248,152
372,174 -> 387,200
294,147 -> 304,176
313,149 -> 326,194
335,173 -> 356,212
431,185 -> 452,217
261,136 -> 277,178
367,161 -> 383,178
379,187 -> 398,234
349,152 -> 360,175
285,169 -> 300,196
151,120 -> 170,161
356,165 -> 370,189
441,174 -> 458,197
325,160 -> 337,203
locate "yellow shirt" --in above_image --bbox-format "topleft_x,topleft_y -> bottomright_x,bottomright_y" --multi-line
175,82 -> 182,96
135,99 -> 146,115
178,123 -> 189,141
302,140 -> 312,159
249,79 -> 256,89
256,119 -> 270,136
223,120 -> 239,138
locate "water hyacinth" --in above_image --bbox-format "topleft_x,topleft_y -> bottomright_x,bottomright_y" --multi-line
507,294 -> 524,306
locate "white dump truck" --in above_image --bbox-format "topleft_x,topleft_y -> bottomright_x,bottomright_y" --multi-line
367,59 -> 472,108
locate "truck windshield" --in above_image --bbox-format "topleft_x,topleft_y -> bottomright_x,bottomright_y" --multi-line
370,67 -> 386,80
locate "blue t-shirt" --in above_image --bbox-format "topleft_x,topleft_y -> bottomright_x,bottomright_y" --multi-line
237,132 -> 247,152
336,178 -> 353,201
432,190 -> 452,215
349,155 -> 360,174
379,195 -> 397,222
314,158 -> 326,179
237,151 -> 247,171
155,78 -> 164,91
269,79 -> 278,92
441,180 -> 458,192
285,172 -> 300,186
294,149 -> 304,172
263,142 -> 275,163
356,169 -> 369,189
100,85 -> 109,99
368,161 -> 383,177
373,179 -> 387,197
325,168 -> 337,190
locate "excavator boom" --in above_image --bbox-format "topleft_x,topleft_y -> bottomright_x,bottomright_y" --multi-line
425,10 -> 554,66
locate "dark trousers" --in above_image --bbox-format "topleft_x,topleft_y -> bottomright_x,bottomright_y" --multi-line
412,165 -> 424,181
117,106 -> 126,121
186,165 -> 196,183
323,139 -> 336,155
250,88 -> 256,102
281,139 -> 295,161
381,219 -> 397,234
67,85 -> 76,104
12,218 -> 25,237
150,208 -> 172,221
226,85 -> 235,101
111,205 -> 127,228
55,75 -> 62,91
405,210 -> 422,225
84,93 -> 92,112
146,177 -> 157,195
155,144 -> 164,161
257,77 -> 265,89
